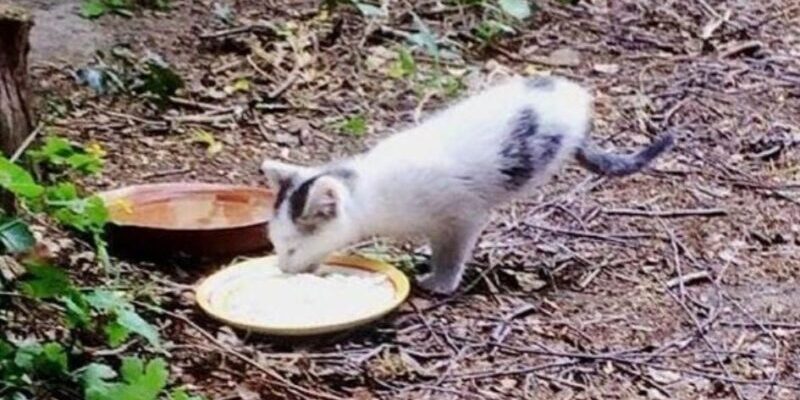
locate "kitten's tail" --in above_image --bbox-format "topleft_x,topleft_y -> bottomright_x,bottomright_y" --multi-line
575,134 -> 674,177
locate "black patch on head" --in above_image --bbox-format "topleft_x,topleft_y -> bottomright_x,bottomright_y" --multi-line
327,167 -> 356,182
499,109 -> 563,190
273,178 -> 293,211
272,166 -> 355,212
288,176 -> 319,222
525,76 -> 555,90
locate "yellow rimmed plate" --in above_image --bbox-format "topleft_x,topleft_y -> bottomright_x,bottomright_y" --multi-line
195,254 -> 410,336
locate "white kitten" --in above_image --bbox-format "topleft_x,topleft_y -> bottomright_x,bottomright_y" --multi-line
261,76 -> 673,294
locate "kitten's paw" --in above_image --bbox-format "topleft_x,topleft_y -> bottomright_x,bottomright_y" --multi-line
416,273 -> 459,295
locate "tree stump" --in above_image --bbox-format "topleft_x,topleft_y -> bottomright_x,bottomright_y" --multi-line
0,5 -> 34,157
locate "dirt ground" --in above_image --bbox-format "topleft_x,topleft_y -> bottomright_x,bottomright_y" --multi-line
17,0 -> 800,398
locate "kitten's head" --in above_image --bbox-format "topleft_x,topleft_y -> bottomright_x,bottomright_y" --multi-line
261,160 -> 357,273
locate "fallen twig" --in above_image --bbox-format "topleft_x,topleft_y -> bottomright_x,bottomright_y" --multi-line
666,271 -> 711,289
603,208 -> 727,218
10,122 -> 44,162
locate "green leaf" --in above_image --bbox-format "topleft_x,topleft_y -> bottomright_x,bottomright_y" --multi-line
0,339 -> 14,359
190,129 -> 223,156
409,13 -> 439,60
116,309 -> 160,347
82,363 -> 117,400
170,389 -> 204,400
104,320 -> 131,347
28,136 -> 104,175
388,47 -> 416,79
140,61 -> 184,103
0,217 -> 35,253
46,182 -> 79,201
82,362 -> 117,387
0,157 -> 45,199
87,290 -> 160,348
63,291 -> 92,328
338,115 -> 368,137
81,0 -> 109,18
19,263 -> 73,299
66,153 -> 104,174
85,357 -> 169,400
86,290 -> 127,312
354,2 -> 386,17
119,357 -> 168,399
47,193 -> 109,234
13,343 -> 40,370
34,342 -> 68,377
498,0 -> 531,19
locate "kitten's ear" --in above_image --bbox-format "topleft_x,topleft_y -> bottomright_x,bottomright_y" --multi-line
261,159 -> 308,190
293,176 -> 345,230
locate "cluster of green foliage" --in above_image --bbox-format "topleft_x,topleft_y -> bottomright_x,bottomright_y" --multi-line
82,0 -> 171,19
0,135 -> 203,400
1,338 -> 198,400
76,47 -> 184,108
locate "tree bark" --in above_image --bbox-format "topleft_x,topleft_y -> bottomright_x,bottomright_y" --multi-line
0,4 -> 34,157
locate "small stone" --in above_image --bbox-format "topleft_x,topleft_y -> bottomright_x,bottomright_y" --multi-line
593,63 -> 620,74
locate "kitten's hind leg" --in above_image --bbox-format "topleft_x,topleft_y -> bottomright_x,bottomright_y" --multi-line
417,218 -> 486,295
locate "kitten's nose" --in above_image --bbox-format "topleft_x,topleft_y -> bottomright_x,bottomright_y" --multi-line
306,263 -> 321,273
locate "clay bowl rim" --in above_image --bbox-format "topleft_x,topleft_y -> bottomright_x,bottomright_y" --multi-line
98,182 -> 274,232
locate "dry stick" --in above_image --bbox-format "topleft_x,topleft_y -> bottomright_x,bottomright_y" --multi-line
603,208 -> 727,218
10,122 -> 44,162
684,237 -> 784,398
720,41 -> 763,59
169,96 -> 229,112
523,222 -> 647,245
446,360 -> 579,382
266,39 -> 304,99
491,343 -> 800,390
712,278 -> 782,400
134,302 -> 344,400
646,306 -> 722,361
659,270 -> 745,400
719,321 -> 800,329
409,300 -> 454,353
666,271 -> 711,289
140,166 -> 193,180
660,220 -> 687,299
198,24 -> 274,40
659,223 -> 745,400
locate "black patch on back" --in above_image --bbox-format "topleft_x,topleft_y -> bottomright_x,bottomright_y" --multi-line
525,76 -> 555,90
499,109 -> 562,190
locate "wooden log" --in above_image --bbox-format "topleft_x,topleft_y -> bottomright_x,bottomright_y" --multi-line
0,5 -> 34,212
0,4 -> 34,157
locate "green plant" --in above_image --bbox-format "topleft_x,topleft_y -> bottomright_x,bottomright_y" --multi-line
83,357 -> 167,400
0,340 -> 70,397
28,136 -> 104,176
81,0 -> 170,19
82,357 -> 204,400
24,137 -> 112,271
498,0 -> 532,19
139,60 -> 184,105
387,47 -> 416,79
0,216 -> 35,254
19,263 -> 161,348
337,115 -> 368,137
409,13 -> 440,61
474,19 -> 515,43
0,135 -> 202,400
